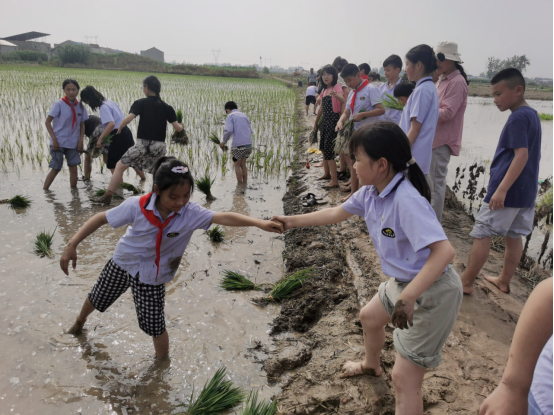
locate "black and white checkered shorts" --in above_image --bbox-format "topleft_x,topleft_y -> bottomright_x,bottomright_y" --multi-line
88,258 -> 166,337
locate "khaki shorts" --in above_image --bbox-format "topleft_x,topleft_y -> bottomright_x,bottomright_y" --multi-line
378,266 -> 462,369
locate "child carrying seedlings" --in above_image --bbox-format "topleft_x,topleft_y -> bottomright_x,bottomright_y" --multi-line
89,76 -> 185,205
82,115 -> 107,181
43,79 -> 89,190
379,54 -> 403,124
60,156 -> 283,358
272,123 -> 462,415
336,63 -> 385,203
400,44 -> 440,176
221,101 -> 253,184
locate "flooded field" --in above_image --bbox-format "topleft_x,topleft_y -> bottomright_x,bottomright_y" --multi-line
0,66 -> 296,414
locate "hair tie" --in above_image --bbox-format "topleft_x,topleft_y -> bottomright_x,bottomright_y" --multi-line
407,157 -> 416,166
171,166 -> 189,174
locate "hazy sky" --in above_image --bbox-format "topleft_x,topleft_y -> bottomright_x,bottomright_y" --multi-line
1,0 -> 552,77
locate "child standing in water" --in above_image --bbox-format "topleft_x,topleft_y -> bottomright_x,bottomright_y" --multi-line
273,123 -> 462,415
61,156 -> 283,358
82,115 -> 108,181
221,101 -> 253,184
43,79 -> 89,190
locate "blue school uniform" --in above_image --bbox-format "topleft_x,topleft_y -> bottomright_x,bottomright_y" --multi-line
48,99 -> 89,148
99,99 -> 125,130
399,77 -> 439,175
379,79 -> 402,124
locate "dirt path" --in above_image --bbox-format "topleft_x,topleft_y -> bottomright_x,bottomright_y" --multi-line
260,85 -> 549,414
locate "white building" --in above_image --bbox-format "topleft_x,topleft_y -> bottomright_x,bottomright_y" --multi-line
0,39 -> 18,57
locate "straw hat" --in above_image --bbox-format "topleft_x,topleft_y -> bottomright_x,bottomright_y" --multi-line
434,41 -> 463,63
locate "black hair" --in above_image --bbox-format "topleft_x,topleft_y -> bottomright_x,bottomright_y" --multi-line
84,115 -> 100,137
225,101 -> 238,110
358,63 -> 371,75
332,56 -> 348,73
368,71 -> 381,81
383,55 -> 402,70
80,86 -> 106,111
62,79 -> 84,109
491,68 -> 526,92
349,122 -> 430,202
340,63 -> 360,79
405,44 -> 439,75
393,81 -> 416,98
321,65 -> 338,87
151,156 -> 195,193
143,75 -> 162,106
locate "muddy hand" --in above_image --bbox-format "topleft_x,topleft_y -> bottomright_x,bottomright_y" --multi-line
271,215 -> 292,231
60,246 -> 78,276
390,299 -> 414,330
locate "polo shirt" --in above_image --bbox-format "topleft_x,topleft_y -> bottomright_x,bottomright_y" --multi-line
99,99 -> 125,130
222,110 -> 253,148
346,82 -> 382,130
48,99 -> 89,148
379,78 -> 402,124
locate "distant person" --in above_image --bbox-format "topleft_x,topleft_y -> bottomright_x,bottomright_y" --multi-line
393,81 -> 416,107
480,278 -> 552,415
400,44 -> 440,176
82,115 -> 108,181
307,68 -> 317,85
305,84 -> 318,116
358,63 -> 371,80
460,68 -> 542,295
336,63 -> 385,202
332,56 -> 351,179
43,79 -> 89,190
221,101 -> 253,184
429,41 -> 469,222
379,54 -> 403,124
368,71 -> 384,87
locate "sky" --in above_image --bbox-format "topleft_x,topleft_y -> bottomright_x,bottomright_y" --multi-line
1,0 -> 552,78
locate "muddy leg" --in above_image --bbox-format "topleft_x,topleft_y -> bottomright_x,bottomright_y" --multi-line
68,297 -> 96,335
43,169 -> 60,190
484,236 -> 522,294
84,154 -> 92,180
392,353 -> 426,415
460,237 -> 491,294
153,330 -> 169,359
69,165 -> 78,188
240,157 -> 248,182
234,159 -> 243,183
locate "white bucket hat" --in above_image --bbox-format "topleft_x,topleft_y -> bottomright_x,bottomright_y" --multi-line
434,41 -> 463,64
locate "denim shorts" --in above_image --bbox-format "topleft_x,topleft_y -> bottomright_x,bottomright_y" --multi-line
470,203 -> 534,239
49,146 -> 81,170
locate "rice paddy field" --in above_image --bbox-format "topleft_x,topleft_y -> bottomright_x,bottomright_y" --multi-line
0,65 -> 297,414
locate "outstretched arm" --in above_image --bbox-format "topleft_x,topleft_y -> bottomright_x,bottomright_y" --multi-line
117,114 -> 136,134
60,212 -> 109,275
480,278 -> 553,415
212,212 -> 284,234
272,206 -> 353,231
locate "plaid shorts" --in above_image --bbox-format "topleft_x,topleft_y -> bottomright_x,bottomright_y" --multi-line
88,258 -> 166,337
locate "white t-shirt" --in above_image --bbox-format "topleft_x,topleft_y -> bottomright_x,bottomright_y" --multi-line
306,86 -> 318,96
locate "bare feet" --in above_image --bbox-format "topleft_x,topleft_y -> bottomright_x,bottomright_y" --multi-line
323,181 -> 339,189
67,319 -> 85,335
314,163 -> 324,168
317,175 -> 331,181
90,193 -> 113,205
463,285 -> 474,295
484,275 -> 511,293
339,361 -> 382,378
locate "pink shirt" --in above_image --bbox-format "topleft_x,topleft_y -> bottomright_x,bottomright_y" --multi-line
321,84 -> 344,113
433,70 -> 468,156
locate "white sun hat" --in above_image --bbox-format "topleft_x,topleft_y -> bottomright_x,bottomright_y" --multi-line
434,41 -> 463,64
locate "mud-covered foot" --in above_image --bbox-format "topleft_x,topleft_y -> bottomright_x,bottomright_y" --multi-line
90,193 -> 113,205
484,275 -> 510,293
67,319 -> 85,335
462,284 -> 474,295
113,188 -> 124,199
339,361 -> 382,378
317,175 -> 331,181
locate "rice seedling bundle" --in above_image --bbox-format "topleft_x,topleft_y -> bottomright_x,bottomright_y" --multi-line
308,129 -> 318,145
177,366 -> 245,415
207,225 -> 225,242
119,182 -> 140,194
209,132 -> 228,151
93,188 -> 107,197
335,108 -> 365,154
253,267 -> 315,304
539,113 -> 553,121
238,390 -> 277,415
378,93 -> 403,111
196,174 -> 216,201
171,109 -> 190,145
220,270 -> 257,290
0,195 -> 31,209
33,227 -> 56,258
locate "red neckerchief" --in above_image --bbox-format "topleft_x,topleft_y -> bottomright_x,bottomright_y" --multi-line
61,96 -> 79,129
350,79 -> 369,113
139,193 -> 177,281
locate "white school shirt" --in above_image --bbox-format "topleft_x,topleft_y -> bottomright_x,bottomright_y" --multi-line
106,194 -> 215,285
342,173 -> 447,282
346,82 -> 382,130
306,85 -> 318,96
379,78 -> 402,124
399,77 -> 439,175
99,99 -> 125,130
530,336 -> 553,415
48,99 -> 89,148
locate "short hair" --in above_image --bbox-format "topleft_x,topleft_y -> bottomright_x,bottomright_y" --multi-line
321,65 -> 338,86
340,63 -> 360,79
332,56 -> 348,72
358,63 -> 371,75
393,81 -> 416,99
383,55 -> 402,70
368,72 -> 381,81
491,68 -> 526,92
225,101 -> 238,110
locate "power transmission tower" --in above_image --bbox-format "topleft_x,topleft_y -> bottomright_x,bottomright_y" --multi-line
212,49 -> 221,66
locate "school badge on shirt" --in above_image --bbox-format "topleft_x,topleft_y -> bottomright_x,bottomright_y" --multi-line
166,232 -> 180,238
381,228 -> 395,238
359,97 -> 366,100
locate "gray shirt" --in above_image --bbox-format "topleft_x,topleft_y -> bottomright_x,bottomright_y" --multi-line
308,72 -> 317,83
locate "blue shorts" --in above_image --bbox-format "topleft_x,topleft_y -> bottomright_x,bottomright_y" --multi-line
49,146 -> 81,170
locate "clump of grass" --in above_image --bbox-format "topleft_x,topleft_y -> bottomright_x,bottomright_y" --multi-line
34,227 -> 56,258
220,270 -> 257,291
539,113 -> 553,121
177,366 -> 245,415
207,225 -> 225,242
119,182 -> 140,194
378,93 -> 404,111
196,174 -> 216,201
209,132 -> 228,151
238,390 -> 277,415
0,195 -> 31,209
172,109 -> 190,145
93,188 -> 106,197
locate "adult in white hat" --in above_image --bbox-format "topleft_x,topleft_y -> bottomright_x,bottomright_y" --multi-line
429,41 -> 469,222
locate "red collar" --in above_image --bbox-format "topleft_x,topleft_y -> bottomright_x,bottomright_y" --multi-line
350,79 -> 369,113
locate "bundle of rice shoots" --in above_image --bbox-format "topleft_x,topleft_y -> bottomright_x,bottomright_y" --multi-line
196,174 -> 216,201
93,188 -> 107,197
378,93 -> 404,111
220,270 -> 257,291
102,132 -> 115,146
171,109 -> 189,145
238,390 -> 277,415
267,266 -> 315,302
209,132 -> 228,151
308,129 -> 318,145
0,195 -> 31,209
207,225 -> 225,242
177,366 -> 245,415
335,108 -> 363,154
119,182 -> 140,194
34,227 -> 56,258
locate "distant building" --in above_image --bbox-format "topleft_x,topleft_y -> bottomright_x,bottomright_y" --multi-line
141,47 -> 164,63
1,31 -> 52,57
0,39 -> 18,58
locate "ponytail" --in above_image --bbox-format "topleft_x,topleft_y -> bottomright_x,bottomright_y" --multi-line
143,75 -> 162,107
455,62 -> 470,85
348,122 -> 431,202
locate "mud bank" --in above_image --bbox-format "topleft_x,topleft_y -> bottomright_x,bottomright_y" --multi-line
262,87 -> 550,414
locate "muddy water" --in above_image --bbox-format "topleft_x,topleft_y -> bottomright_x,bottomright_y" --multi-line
0,167 -> 286,414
